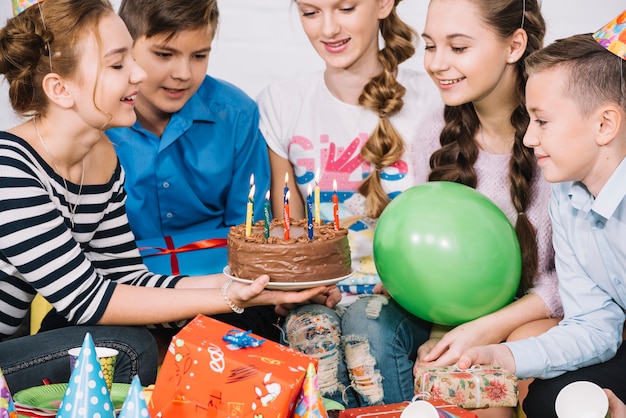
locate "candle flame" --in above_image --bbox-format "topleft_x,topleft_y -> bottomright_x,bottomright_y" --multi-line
265,190 -> 270,200
284,172 -> 289,186
333,178 -> 337,192
307,183 -> 312,196
314,167 -> 320,184
248,184 -> 256,200
249,173 -> 254,186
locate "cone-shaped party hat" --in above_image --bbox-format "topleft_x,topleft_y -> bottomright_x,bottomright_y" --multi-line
56,332 -> 115,418
593,10 -> 626,60
0,368 -> 18,418
118,376 -> 150,418
292,362 -> 327,418
11,0 -> 42,16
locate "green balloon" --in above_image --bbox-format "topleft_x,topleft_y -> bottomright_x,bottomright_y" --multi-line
373,181 -> 521,326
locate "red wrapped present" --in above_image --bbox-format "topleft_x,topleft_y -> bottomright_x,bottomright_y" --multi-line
414,365 -> 518,409
137,228 -> 228,276
148,314 -> 317,417
338,400 -> 478,418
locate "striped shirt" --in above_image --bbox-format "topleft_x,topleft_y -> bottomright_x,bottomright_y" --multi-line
0,132 -> 182,338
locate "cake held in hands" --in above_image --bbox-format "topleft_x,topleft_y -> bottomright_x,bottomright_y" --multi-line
228,219 -> 351,283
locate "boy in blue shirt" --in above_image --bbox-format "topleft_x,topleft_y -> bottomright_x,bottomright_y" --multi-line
456,23 -> 626,417
107,0 -> 281,344
107,0 -> 270,241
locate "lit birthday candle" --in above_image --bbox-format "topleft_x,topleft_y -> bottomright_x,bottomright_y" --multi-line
314,167 -> 321,225
283,172 -> 289,205
332,179 -> 340,231
284,190 -> 291,240
245,184 -> 255,237
264,190 -> 271,240
306,184 -> 314,240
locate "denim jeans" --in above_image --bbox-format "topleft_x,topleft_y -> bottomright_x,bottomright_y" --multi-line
283,296 -> 431,408
0,325 -> 159,393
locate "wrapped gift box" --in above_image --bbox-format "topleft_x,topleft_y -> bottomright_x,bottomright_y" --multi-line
414,365 -> 518,409
338,399 -> 478,417
137,228 -> 229,276
148,314 -> 317,417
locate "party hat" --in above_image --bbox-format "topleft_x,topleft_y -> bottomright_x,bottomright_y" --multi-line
56,333 -> 115,418
0,368 -> 18,418
11,0 -> 42,16
292,362 -> 327,418
593,10 -> 626,60
117,376 -> 150,418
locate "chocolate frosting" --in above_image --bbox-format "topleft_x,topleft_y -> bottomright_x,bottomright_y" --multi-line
228,219 -> 352,282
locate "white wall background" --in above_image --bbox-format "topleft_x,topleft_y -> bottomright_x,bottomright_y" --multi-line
0,0 -> 623,130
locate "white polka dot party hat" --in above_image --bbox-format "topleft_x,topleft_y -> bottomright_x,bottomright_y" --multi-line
56,332 -> 115,418
118,376 -> 150,418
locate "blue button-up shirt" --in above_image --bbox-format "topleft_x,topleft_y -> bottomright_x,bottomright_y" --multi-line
108,75 -> 270,240
506,157 -> 626,379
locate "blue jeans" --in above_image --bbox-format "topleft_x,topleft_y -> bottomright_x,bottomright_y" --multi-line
283,296 -> 431,408
0,325 -> 159,393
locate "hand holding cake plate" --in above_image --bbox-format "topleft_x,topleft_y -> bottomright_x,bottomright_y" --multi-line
223,266 -> 354,291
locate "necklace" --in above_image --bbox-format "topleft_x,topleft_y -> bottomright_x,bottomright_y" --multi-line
33,118 -> 85,228
479,125 -> 513,155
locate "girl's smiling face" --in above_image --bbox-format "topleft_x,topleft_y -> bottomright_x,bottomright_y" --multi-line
422,0 -> 517,107
65,12 -> 146,130
296,0 -> 392,73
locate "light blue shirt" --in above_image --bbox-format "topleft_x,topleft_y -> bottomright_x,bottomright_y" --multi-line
107,75 -> 270,240
506,157 -> 626,379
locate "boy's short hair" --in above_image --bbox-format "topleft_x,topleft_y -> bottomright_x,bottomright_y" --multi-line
118,0 -> 219,42
525,33 -> 626,117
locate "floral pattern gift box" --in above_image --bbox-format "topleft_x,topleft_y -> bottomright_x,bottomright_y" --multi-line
414,365 -> 518,409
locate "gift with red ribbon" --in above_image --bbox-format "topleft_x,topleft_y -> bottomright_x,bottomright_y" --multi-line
137,228 -> 229,276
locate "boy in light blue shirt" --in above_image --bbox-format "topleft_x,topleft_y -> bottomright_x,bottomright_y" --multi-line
107,0 -> 270,242
456,25 -> 626,417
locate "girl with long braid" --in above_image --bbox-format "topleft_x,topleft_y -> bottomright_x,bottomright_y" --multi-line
338,0 -> 560,415
257,0 -> 444,408
410,0 -> 559,416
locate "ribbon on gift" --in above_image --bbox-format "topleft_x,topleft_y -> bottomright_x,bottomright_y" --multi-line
139,236 -> 227,275
223,329 -> 265,348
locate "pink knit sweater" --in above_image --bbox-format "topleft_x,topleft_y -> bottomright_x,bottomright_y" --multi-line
409,133 -> 562,318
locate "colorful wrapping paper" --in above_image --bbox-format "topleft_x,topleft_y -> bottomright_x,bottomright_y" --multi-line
414,365 -> 518,409
137,228 -> 229,276
338,399 -> 478,418
148,314 -> 317,417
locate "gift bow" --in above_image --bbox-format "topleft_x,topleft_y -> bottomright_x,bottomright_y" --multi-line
139,236 -> 227,275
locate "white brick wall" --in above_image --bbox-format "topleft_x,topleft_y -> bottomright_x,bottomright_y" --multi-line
0,0 -> 623,129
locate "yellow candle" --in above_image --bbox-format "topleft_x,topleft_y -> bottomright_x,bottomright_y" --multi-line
245,184 -> 255,237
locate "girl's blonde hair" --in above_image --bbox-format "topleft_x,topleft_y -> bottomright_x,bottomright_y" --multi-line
358,0 -> 416,218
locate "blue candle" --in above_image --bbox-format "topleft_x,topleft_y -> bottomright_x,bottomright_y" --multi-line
283,172 -> 289,205
306,184 -> 314,240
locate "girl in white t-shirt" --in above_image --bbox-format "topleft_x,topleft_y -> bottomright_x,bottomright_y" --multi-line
257,0 -> 444,408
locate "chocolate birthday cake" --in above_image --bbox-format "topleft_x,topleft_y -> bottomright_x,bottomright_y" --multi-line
227,219 -> 351,283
